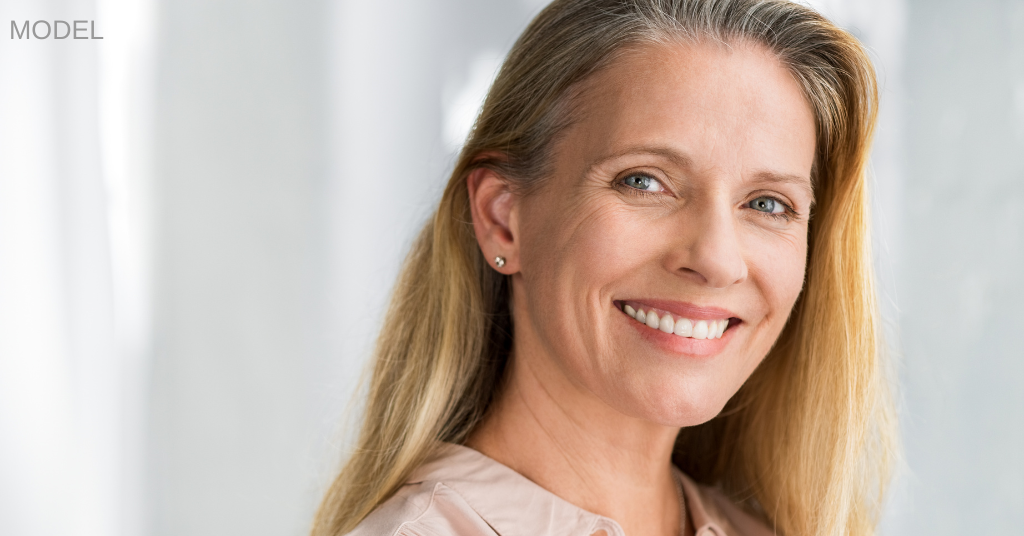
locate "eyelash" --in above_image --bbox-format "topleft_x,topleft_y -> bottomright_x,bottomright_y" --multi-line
616,172 -> 666,197
614,172 -> 671,198
615,174 -> 799,221
750,195 -> 797,222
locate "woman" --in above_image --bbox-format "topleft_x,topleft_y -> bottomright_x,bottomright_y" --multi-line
314,1 -> 896,535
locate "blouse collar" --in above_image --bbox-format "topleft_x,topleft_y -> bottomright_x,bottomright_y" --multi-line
407,443 -> 731,536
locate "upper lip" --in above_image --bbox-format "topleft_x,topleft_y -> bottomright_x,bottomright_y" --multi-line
618,298 -> 740,321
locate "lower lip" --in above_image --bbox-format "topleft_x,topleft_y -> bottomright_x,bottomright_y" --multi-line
619,308 -> 737,358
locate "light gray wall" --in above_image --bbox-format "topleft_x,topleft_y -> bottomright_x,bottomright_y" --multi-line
148,0 -> 329,534
885,0 -> 1024,532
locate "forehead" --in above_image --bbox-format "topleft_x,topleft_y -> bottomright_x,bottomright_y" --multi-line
562,39 -> 817,186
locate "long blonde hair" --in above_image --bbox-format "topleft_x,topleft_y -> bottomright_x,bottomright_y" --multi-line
313,1 -> 897,535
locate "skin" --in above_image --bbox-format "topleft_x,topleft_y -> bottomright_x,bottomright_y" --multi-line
465,39 -> 816,536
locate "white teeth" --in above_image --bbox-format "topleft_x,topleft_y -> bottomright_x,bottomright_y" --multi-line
692,320 -> 709,340
623,303 -> 731,341
674,317 -> 693,337
708,319 -> 720,339
646,311 -> 660,329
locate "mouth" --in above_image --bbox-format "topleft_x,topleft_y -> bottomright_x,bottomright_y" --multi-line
615,300 -> 740,340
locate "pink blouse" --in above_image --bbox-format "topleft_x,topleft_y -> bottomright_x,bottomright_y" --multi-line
348,443 -> 774,536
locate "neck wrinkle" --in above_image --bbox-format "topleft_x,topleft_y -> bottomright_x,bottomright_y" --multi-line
468,347 -> 683,536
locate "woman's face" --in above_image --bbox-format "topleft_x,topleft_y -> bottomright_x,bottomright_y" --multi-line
509,40 -> 817,426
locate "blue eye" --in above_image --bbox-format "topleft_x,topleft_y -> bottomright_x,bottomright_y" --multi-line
621,173 -> 664,192
748,196 -> 785,214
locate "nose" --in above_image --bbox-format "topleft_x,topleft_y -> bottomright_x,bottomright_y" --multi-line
667,203 -> 748,289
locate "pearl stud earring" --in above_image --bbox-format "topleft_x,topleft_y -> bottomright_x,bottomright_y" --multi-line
494,256 -> 506,268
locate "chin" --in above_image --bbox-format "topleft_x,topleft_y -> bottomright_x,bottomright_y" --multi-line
603,370 -> 738,428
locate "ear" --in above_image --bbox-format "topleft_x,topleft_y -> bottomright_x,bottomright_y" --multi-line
467,167 -> 520,273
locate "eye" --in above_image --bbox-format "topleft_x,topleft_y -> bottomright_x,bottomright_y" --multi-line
620,173 -> 666,193
747,196 -> 786,214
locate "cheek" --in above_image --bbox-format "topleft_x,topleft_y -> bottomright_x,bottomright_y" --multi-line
520,192 -> 656,300
518,198 -> 659,360
744,227 -> 808,324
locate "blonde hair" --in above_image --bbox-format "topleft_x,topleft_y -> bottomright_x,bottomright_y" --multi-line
312,1 -> 897,535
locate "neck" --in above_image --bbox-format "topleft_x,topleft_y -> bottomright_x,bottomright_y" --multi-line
466,346 -> 686,536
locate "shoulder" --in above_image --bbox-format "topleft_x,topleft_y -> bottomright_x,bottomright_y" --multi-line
678,471 -> 776,536
346,443 -> 616,536
347,444 -> 773,536
347,480 -> 497,536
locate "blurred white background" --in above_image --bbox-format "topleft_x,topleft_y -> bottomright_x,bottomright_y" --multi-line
0,0 -> 1021,535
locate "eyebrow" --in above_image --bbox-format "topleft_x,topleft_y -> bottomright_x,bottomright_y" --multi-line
587,146 -> 695,172
749,170 -> 816,202
588,145 -> 815,201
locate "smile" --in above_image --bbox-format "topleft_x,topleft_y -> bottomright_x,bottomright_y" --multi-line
619,300 -> 733,340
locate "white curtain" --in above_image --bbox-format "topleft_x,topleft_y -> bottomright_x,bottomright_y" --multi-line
0,0 -> 154,535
